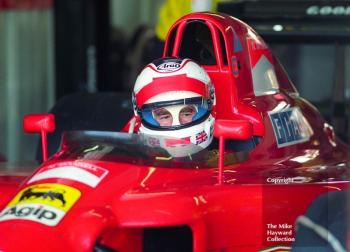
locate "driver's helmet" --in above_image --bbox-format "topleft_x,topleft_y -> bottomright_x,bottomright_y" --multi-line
133,57 -> 216,156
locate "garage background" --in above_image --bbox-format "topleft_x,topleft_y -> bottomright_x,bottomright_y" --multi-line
0,0 -> 350,163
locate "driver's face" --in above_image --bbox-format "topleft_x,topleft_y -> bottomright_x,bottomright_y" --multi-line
153,105 -> 197,126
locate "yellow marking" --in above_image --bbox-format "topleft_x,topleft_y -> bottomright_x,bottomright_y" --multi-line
8,183 -> 81,212
155,156 -> 173,161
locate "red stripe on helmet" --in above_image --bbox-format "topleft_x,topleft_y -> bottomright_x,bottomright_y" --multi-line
135,74 -> 208,107
165,137 -> 191,147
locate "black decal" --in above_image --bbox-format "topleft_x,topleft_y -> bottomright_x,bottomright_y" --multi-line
0,206 -> 17,217
19,187 -> 66,206
33,205 -> 43,215
38,210 -> 57,220
17,207 -> 35,217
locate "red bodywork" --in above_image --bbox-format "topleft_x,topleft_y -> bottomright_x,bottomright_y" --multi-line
0,12 -> 349,252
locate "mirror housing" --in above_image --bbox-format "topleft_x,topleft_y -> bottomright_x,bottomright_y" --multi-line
214,119 -> 253,140
23,113 -> 55,133
23,113 -> 55,162
214,119 -> 253,185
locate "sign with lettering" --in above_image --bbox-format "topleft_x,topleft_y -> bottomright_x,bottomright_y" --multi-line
306,5 -> 350,16
28,161 -> 108,188
269,107 -> 313,148
154,58 -> 183,73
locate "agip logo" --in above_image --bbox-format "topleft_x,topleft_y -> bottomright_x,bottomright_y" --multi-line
0,183 -> 81,226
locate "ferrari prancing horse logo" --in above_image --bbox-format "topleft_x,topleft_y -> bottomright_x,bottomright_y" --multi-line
0,183 -> 81,226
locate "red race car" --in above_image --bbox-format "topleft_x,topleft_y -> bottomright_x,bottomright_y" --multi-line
0,12 -> 349,252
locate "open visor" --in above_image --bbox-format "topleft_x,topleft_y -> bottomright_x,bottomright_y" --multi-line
140,97 -> 211,130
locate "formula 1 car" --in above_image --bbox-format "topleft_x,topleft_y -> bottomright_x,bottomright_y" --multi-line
0,12 -> 349,252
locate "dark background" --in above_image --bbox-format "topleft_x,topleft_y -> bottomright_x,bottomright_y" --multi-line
1,0 -> 350,162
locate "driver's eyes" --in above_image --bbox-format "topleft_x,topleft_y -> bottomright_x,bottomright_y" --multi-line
153,108 -> 173,126
153,108 -> 169,116
179,106 -> 196,124
159,114 -> 171,120
152,105 -> 197,126
180,106 -> 196,116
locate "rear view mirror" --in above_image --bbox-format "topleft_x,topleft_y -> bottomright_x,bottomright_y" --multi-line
23,114 -> 55,162
214,119 -> 253,185
214,119 -> 253,140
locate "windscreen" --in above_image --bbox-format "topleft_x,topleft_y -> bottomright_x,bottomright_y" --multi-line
52,131 -> 246,169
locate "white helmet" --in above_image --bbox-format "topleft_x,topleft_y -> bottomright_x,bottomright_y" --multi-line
133,57 -> 216,157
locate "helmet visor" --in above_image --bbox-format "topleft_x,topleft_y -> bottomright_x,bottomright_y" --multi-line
140,97 -> 211,130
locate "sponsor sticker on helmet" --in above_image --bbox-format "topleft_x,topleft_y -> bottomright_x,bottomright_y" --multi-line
164,137 -> 191,147
195,131 -> 208,145
153,58 -> 183,73
156,62 -> 181,72
0,183 -> 81,226
148,137 -> 161,147
27,161 -> 108,187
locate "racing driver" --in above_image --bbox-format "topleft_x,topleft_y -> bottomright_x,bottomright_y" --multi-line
129,57 -> 216,158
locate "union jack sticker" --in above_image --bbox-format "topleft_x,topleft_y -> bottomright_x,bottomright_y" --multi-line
196,131 -> 208,145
